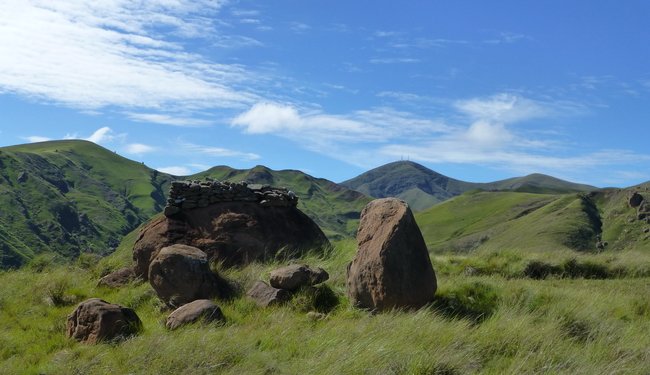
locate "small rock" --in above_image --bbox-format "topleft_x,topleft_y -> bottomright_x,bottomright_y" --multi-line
98,267 -> 136,288
644,228 -> 649,234
269,265 -> 329,291
66,298 -> 141,344
165,299 -> 225,330
247,281 -> 291,307
17,171 -> 27,183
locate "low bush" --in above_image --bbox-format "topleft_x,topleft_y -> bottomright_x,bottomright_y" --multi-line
433,281 -> 500,323
289,284 -> 340,313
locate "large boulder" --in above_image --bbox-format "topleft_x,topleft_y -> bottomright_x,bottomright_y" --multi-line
269,264 -> 329,291
247,281 -> 291,307
133,202 -> 330,279
165,299 -> 225,330
347,198 -> 437,311
629,192 -> 644,208
66,298 -> 141,344
148,244 -> 226,307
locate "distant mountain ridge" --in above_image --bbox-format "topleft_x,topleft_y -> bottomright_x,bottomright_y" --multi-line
341,161 -> 597,211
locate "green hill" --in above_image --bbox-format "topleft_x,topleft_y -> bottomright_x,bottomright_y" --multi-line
342,161 -> 596,211
0,140 -> 173,267
416,188 -> 650,254
190,165 -> 370,239
0,141 -> 370,267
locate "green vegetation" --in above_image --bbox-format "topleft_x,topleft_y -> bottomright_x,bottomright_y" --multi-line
0,140 -> 173,267
415,189 -> 650,254
2,238 -> 650,374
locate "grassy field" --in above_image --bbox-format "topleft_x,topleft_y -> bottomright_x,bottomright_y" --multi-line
2,237 -> 650,374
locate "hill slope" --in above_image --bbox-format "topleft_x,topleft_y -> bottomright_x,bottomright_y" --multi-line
0,140 -> 173,267
342,161 -> 596,211
0,142 -> 371,267
415,188 -> 650,254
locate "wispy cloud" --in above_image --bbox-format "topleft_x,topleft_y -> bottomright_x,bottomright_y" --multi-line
0,1 -> 257,112
23,136 -> 52,143
232,102 -> 450,147
157,166 -> 192,176
126,113 -> 212,127
289,22 -> 311,33
124,143 -> 156,155
178,141 -> 261,161
369,58 -> 421,64
62,126 -> 125,144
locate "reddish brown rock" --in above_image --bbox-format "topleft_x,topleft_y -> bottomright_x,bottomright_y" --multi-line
269,264 -> 329,291
347,198 -> 437,311
148,244 -> 226,307
133,202 -> 330,279
165,299 -> 225,330
98,267 -> 136,288
247,280 -> 291,307
66,298 -> 141,344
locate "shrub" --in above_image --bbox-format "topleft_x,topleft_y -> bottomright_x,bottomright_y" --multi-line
433,281 -> 500,323
289,284 -> 340,313
561,258 -> 610,279
523,261 -> 562,279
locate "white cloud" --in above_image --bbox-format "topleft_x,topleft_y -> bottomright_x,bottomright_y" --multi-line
290,22 -> 311,33
455,93 -> 549,124
126,113 -> 212,127
23,136 -> 51,143
63,126 -> 123,144
157,166 -> 192,176
179,141 -> 261,161
232,102 -> 450,145
232,102 -> 302,134
0,0 -> 256,111
86,127 -> 115,144
124,143 -> 156,155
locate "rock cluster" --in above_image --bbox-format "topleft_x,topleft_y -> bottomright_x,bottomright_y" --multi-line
247,264 -> 329,307
164,180 -> 298,217
347,198 -> 437,311
66,298 -> 142,344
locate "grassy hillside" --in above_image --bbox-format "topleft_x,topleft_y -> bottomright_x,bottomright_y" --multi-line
416,189 -> 649,255
2,237 -> 650,374
489,173 -> 597,194
0,141 -> 372,268
342,161 -> 595,211
191,165 -> 371,239
0,140 -> 172,267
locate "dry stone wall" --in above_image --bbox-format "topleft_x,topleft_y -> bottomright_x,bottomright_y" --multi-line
164,180 -> 298,217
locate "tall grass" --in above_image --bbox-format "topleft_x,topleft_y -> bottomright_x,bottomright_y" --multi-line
1,241 -> 650,374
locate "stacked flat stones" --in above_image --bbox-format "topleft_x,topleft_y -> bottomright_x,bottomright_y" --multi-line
164,180 -> 298,217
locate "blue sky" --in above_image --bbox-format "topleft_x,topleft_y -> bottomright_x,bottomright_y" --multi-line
1,1 -> 649,187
